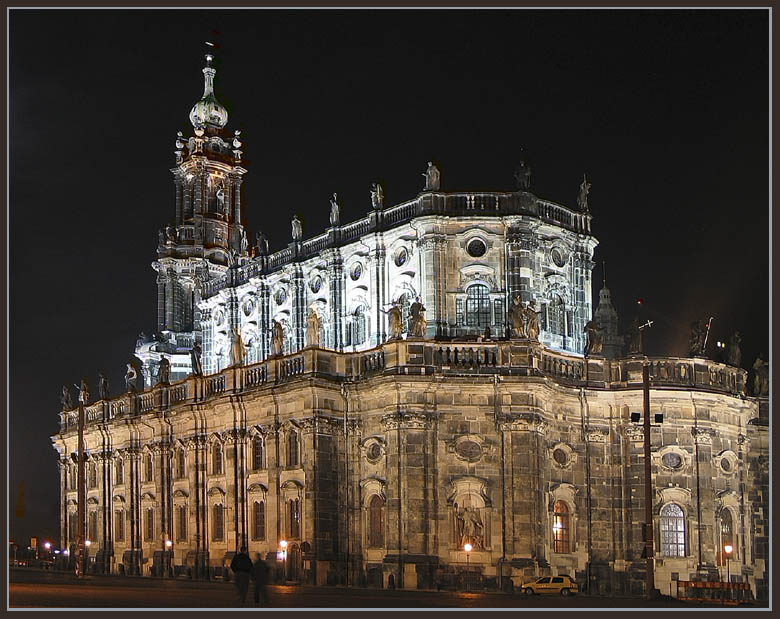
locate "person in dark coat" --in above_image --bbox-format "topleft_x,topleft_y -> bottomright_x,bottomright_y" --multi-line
252,553 -> 271,606
230,546 -> 253,605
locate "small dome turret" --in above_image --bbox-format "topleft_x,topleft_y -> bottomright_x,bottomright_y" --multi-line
189,53 -> 228,130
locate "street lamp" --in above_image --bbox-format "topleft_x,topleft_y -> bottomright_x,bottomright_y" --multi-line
724,545 -> 733,604
464,543 -> 473,591
85,540 -> 91,548
280,540 -> 288,583
165,539 -> 173,578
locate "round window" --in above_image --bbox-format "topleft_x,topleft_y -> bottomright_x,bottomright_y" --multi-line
274,288 -> 287,305
551,248 -> 566,268
310,276 -> 322,293
242,297 -> 255,316
456,440 -> 482,461
721,457 -> 732,472
466,239 -> 487,258
662,452 -> 683,470
553,448 -> 569,466
350,263 -> 363,281
394,247 -> 408,267
214,309 -> 226,326
367,443 -> 382,461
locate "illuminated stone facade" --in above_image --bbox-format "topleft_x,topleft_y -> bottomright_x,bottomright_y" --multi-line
51,56 -> 769,600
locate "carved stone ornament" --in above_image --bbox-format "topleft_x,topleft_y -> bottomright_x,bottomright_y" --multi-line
381,411 -> 434,431
692,427 -> 716,445
585,427 -> 609,443
496,411 -> 548,434
624,425 -> 644,443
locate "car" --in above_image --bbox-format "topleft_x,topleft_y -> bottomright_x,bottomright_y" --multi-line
521,575 -> 579,596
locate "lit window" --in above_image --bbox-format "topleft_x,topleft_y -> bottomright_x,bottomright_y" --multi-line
661,503 -> 686,557
253,501 -> 266,541
466,284 -> 491,327
553,500 -> 570,553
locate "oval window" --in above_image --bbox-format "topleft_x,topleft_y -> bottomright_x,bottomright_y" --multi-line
350,263 -> 363,281
662,452 -> 683,470
720,457 -> 732,472
310,276 -> 322,293
367,443 -> 382,461
551,248 -> 566,268
394,248 -> 408,267
275,288 -> 287,305
553,448 -> 569,466
456,440 -> 482,461
466,239 -> 487,258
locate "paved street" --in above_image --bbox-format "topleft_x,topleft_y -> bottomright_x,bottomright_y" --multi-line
7,568 -> 722,609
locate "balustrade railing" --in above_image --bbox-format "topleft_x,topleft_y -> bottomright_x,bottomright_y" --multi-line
243,364 -> 267,388
278,356 -> 305,380
434,345 -> 499,368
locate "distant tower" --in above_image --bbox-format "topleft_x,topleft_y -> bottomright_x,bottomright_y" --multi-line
135,51 -> 248,386
592,265 -> 624,359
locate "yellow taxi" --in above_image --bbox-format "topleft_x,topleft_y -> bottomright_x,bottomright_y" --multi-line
521,575 -> 579,596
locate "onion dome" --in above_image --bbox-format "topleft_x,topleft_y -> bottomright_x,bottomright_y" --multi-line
189,53 -> 228,130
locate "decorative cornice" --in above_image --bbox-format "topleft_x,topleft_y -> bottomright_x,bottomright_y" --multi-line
381,411 -> 435,431
496,411 -> 547,434
692,427 -> 716,445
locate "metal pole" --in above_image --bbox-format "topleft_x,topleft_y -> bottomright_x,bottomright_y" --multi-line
643,364 -> 654,600
77,400 -> 86,578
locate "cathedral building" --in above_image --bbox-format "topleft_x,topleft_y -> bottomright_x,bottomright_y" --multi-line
51,54 -> 769,600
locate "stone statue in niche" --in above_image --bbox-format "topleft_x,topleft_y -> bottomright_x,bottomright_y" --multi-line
688,319 -> 708,357
125,363 -> 138,393
409,297 -> 427,337
381,302 -> 405,340
215,182 -> 226,214
255,230 -> 270,255
190,341 -> 203,375
271,320 -> 285,357
291,215 -> 303,241
98,374 -> 109,400
371,183 -> 384,209
726,331 -> 742,368
422,161 -> 440,191
584,320 -> 604,356
60,385 -> 73,410
306,309 -> 323,347
514,160 -> 532,190
752,355 -> 769,396
329,193 -> 340,227
158,357 -> 171,384
455,504 -> 484,549
576,174 -> 592,211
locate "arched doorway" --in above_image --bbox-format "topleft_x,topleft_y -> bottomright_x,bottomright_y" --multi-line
287,543 -> 301,582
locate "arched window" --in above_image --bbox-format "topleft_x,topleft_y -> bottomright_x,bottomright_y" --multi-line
212,442 -> 223,475
719,509 -> 735,565
145,454 -> 153,482
114,509 -> 124,542
368,494 -> 385,548
115,459 -> 124,485
176,449 -> 186,479
466,284 -> 491,327
353,307 -> 367,346
88,463 -> 97,489
288,430 -> 299,468
545,294 -> 566,338
553,500 -> 570,553
88,511 -> 98,543
69,465 -> 77,490
253,501 -> 266,541
177,505 -> 187,542
212,504 -> 224,541
144,508 -> 154,542
399,294 -> 412,332
68,512 -> 77,543
661,503 -> 686,557
252,437 -> 264,470
288,498 -> 301,539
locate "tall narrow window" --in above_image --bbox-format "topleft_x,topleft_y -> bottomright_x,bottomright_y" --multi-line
177,505 -> 187,542
288,431 -> 299,468
456,298 -> 465,326
115,510 -> 125,542
145,454 -> 153,482
252,437 -> 264,470
212,504 -> 224,541
88,511 -> 98,544
399,294 -> 411,332
661,503 -> 686,557
553,500 -> 570,553
719,509 -> 734,565
69,465 -> 77,490
288,498 -> 301,539
176,449 -> 186,479
546,294 -> 566,338
68,513 -> 77,543
353,307 -> 367,346
88,463 -> 97,489
115,459 -> 124,485
368,494 -> 385,547
212,443 -> 223,475
144,508 -> 154,542
465,284 -> 491,327
253,501 -> 266,541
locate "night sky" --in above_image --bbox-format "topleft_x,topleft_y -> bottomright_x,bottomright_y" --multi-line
9,9 -> 769,545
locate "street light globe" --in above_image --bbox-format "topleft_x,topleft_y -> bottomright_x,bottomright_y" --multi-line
63,549 -> 69,556
85,540 -> 92,547
280,540 -> 288,550
44,542 -> 51,550
724,544 -> 733,554
165,540 -> 172,548
464,543 -> 473,552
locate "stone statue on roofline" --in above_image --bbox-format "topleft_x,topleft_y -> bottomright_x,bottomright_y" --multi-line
508,296 -> 526,338
514,160 -> 532,191
409,297 -> 427,338
381,302 -> 405,340
306,308 -> 323,347
158,357 -> 171,384
524,302 -> 541,340
422,161 -> 440,191
125,363 -> 139,393
79,379 -> 90,404
329,193 -> 340,227
291,215 -> 303,242
61,385 -> 73,411
271,320 -> 285,357
577,173 -> 591,211
584,320 -> 603,356
629,316 -> 644,354
98,374 -> 110,400
689,319 -> 708,357
752,354 -> 769,396
371,183 -> 384,209
726,331 -> 742,368
255,230 -> 269,256
191,341 -> 203,375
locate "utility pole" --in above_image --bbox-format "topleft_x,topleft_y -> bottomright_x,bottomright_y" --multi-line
642,364 -> 655,600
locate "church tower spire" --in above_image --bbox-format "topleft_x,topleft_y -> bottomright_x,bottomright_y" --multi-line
593,263 -> 625,359
135,49 -> 249,387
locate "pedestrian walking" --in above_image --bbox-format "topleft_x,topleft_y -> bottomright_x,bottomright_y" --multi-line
230,546 -> 253,605
252,553 -> 271,606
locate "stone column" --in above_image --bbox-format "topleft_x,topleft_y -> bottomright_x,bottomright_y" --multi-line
326,250 -> 344,351
372,243 -> 387,346
293,265 -> 306,352
692,427 -> 717,571
174,174 -> 183,225
156,270 -> 166,333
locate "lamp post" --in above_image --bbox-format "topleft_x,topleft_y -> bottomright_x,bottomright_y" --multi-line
464,543 -> 472,591
724,545 -> 733,604
280,540 -> 288,583
165,540 -> 173,578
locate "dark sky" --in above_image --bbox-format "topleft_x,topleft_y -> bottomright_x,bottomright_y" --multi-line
9,9 -> 769,544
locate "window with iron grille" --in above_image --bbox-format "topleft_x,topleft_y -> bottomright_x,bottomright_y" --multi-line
212,443 -> 223,475
288,431 -> 299,468
252,437 -> 264,470
253,501 -> 266,541
145,454 -> 153,482
466,284 -> 491,327
115,510 -> 124,542
353,307 -> 367,345
212,504 -> 224,541
177,505 -> 187,542
660,503 -> 686,557
553,500 -> 570,553
144,508 -> 154,542
115,460 -> 124,485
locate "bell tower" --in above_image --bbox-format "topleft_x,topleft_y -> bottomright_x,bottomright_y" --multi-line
135,51 -> 249,386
